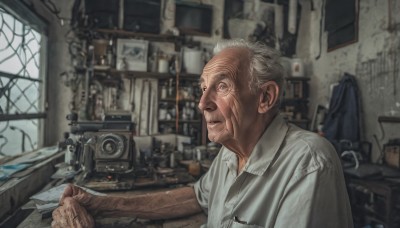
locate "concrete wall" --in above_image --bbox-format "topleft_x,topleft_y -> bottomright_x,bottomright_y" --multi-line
25,0 -> 74,146
297,0 -> 400,162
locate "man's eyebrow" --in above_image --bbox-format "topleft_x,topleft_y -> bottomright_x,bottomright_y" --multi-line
199,74 -> 229,85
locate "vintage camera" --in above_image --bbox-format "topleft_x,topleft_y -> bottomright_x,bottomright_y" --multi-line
64,112 -> 136,176
82,131 -> 134,173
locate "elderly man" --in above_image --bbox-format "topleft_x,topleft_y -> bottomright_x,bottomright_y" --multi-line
52,39 -> 353,228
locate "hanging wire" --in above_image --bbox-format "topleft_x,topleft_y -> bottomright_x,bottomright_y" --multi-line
0,135 -> 8,156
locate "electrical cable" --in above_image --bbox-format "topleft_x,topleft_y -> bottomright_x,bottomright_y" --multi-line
315,0 -> 325,60
0,135 -> 7,156
10,125 -> 35,152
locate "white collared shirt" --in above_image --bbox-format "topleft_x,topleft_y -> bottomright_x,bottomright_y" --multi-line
194,114 -> 353,228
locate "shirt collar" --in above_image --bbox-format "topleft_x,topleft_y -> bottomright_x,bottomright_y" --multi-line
222,114 -> 289,176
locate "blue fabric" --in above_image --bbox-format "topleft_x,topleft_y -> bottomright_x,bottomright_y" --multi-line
322,73 -> 360,151
0,163 -> 31,181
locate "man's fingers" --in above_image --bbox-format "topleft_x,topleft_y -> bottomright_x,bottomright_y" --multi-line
59,184 -> 93,209
59,184 -> 75,205
52,197 -> 95,228
52,205 -> 69,227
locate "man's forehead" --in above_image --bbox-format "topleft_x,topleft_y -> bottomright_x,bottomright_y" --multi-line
210,47 -> 249,64
201,47 -> 250,82
199,73 -> 227,84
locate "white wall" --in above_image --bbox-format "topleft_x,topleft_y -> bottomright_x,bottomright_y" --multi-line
297,0 -> 400,162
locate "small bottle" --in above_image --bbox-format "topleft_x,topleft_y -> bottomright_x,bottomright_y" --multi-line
161,83 -> 167,99
170,152 -> 176,168
188,160 -> 201,177
106,39 -> 114,67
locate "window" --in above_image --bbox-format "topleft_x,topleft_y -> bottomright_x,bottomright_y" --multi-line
0,5 -> 47,156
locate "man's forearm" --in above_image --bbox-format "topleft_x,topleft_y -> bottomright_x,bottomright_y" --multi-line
87,186 -> 203,219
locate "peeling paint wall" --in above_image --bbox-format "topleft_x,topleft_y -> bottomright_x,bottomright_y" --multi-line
298,0 -> 400,161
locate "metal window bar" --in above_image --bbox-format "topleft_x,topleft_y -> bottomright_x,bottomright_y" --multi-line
0,7 -> 46,155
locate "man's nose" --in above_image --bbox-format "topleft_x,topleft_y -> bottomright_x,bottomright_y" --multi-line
198,89 -> 216,112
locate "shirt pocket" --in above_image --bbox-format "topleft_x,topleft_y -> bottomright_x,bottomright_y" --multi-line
230,219 -> 265,228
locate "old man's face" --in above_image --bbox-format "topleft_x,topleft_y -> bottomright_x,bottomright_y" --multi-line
198,47 -> 261,146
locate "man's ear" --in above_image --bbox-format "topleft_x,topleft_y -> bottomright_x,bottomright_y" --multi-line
258,81 -> 279,113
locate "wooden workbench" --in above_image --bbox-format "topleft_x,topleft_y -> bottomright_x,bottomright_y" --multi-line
17,190 -> 207,228
1,147 -> 207,227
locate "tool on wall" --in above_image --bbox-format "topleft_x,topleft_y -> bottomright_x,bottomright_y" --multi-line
137,79 -> 157,136
175,53 -> 182,133
288,0 -> 297,34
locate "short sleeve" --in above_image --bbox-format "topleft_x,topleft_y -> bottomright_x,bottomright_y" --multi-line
193,149 -> 225,214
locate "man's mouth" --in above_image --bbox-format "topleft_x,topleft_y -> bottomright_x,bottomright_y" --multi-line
207,119 -> 221,123
207,120 -> 221,127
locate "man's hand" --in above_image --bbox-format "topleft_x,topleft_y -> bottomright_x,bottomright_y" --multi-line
60,184 -> 91,205
59,184 -> 99,215
51,197 -> 95,228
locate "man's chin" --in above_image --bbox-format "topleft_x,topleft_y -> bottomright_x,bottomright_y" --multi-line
208,132 -> 228,144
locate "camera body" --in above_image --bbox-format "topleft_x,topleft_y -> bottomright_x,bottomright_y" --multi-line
82,131 -> 134,173
65,112 -> 137,176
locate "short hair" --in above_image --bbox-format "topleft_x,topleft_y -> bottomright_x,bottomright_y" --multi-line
213,39 -> 285,102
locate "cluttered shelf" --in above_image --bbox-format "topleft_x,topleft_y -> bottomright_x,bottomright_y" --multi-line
285,76 -> 310,81
346,176 -> 400,228
91,67 -> 200,80
159,119 -> 202,124
95,29 -> 181,43
160,98 -> 199,103
280,76 -> 310,130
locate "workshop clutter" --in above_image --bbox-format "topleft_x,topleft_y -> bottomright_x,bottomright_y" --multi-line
59,130 -> 220,191
135,134 -> 220,173
183,47 -> 204,74
384,138 -> 400,168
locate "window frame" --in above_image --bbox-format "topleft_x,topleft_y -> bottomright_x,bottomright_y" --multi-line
0,0 -> 48,152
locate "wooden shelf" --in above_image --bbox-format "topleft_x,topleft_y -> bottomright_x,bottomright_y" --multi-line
92,68 -> 200,80
76,28 -> 204,144
160,98 -> 199,103
95,29 -> 181,43
281,77 -> 310,130
282,98 -> 309,103
288,119 -> 310,123
285,76 -> 310,81
159,120 -> 201,123
378,116 -> 400,123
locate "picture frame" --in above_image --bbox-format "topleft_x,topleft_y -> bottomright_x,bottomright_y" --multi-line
116,39 -> 148,71
325,0 -> 359,52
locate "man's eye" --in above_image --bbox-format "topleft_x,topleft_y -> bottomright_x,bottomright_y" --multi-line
216,83 -> 228,93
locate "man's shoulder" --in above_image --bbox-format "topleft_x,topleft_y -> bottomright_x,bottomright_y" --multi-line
283,125 -> 340,170
285,125 -> 333,149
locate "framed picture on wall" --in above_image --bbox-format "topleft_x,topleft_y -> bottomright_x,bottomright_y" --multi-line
116,39 -> 148,71
325,0 -> 359,51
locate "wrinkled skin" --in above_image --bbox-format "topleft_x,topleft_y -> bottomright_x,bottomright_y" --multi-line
58,184 -> 99,214
51,197 -> 94,228
198,47 -> 278,171
52,184 -> 202,222
199,47 -> 259,147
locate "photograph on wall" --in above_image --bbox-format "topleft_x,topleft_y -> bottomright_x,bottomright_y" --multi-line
116,39 -> 148,71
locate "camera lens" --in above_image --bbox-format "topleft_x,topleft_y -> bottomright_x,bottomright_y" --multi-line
102,139 -> 117,154
98,133 -> 125,159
